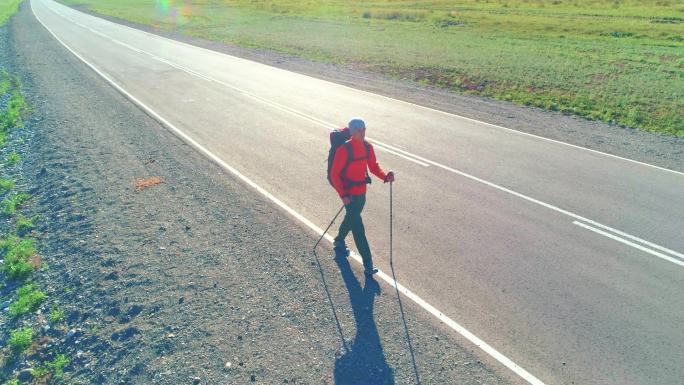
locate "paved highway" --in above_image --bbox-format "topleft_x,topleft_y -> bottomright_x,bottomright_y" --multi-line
32,0 -> 684,384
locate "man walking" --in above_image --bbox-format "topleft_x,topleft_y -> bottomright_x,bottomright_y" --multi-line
330,118 -> 395,277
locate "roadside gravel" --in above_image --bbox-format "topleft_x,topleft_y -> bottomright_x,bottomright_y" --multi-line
1,3 -> 513,384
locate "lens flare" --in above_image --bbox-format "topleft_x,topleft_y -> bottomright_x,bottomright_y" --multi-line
155,0 -> 192,27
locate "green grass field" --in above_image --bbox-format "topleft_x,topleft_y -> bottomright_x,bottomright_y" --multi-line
58,0 -> 683,136
0,0 -> 22,25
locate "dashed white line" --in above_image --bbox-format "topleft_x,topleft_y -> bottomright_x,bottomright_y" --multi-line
576,219 -> 684,260
53,6 -> 428,167
42,0 -> 684,177
573,221 -> 684,267
368,139 -> 684,268
33,1 -> 547,384
41,0 -> 684,267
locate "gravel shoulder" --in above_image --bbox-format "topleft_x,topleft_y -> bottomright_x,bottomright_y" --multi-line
66,3 -> 684,173
1,2 -> 513,384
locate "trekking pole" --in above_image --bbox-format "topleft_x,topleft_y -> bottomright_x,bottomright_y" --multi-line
390,181 -> 393,268
312,204 -> 349,353
313,205 -> 345,252
388,180 -> 421,384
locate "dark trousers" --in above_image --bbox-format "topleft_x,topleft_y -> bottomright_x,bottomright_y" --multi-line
335,194 -> 374,271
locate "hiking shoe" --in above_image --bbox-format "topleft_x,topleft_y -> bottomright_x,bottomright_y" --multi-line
333,241 -> 350,259
364,268 -> 379,277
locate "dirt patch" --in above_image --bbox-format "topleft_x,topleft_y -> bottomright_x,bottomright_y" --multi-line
134,176 -> 163,191
27,254 -> 41,269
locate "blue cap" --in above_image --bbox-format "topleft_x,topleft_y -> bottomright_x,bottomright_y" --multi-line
348,118 -> 366,133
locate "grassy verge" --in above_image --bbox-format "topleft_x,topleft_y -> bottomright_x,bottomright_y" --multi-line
0,0 -> 22,26
59,0 -> 683,136
1,10 -> 72,380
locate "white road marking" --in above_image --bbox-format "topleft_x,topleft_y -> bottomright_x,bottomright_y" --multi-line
369,144 -> 429,166
32,2 -> 547,384
153,57 -> 213,82
42,0 -> 683,176
367,139 -> 684,267
42,0 -> 684,266
58,7 -> 428,167
577,220 -> 684,260
573,221 -> 684,267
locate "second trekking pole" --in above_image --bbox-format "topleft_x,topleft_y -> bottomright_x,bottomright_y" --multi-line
390,181 -> 393,267
388,180 -> 421,384
313,205 -> 345,252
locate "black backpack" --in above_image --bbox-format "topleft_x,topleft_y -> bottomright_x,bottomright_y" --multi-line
327,128 -> 371,187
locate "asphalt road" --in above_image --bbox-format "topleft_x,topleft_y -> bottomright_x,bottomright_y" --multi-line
32,0 -> 684,384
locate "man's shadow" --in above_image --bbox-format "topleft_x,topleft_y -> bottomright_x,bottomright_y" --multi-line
333,256 -> 395,385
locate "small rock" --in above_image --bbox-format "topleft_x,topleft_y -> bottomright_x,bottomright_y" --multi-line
127,305 -> 143,317
111,327 -> 139,341
77,350 -> 84,358
192,377 -> 201,384
67,329 -> 77,339
224,361 -> 232,369
18,368 -> 33,382
167,333 -> 175,338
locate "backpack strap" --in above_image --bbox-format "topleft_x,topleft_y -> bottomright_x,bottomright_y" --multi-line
340,141 -> 372,189
363,141 -> 372,184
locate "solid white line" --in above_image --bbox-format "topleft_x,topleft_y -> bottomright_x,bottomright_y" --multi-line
69,16 -> 211,81
32,2 -> 547,384
576,220 -> 684,260
372,144 -> 430,166
42,0 -> 684,265
44,0 -> 684,268
51,5 -> 429,168
44,0 -> 684,177
369,140 -> 684,267
573,221 -> 684,267
372,271 -> 547,385
153,57 -> 213,82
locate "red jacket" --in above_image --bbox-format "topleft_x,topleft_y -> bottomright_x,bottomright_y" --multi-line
331,137 -> 387,198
